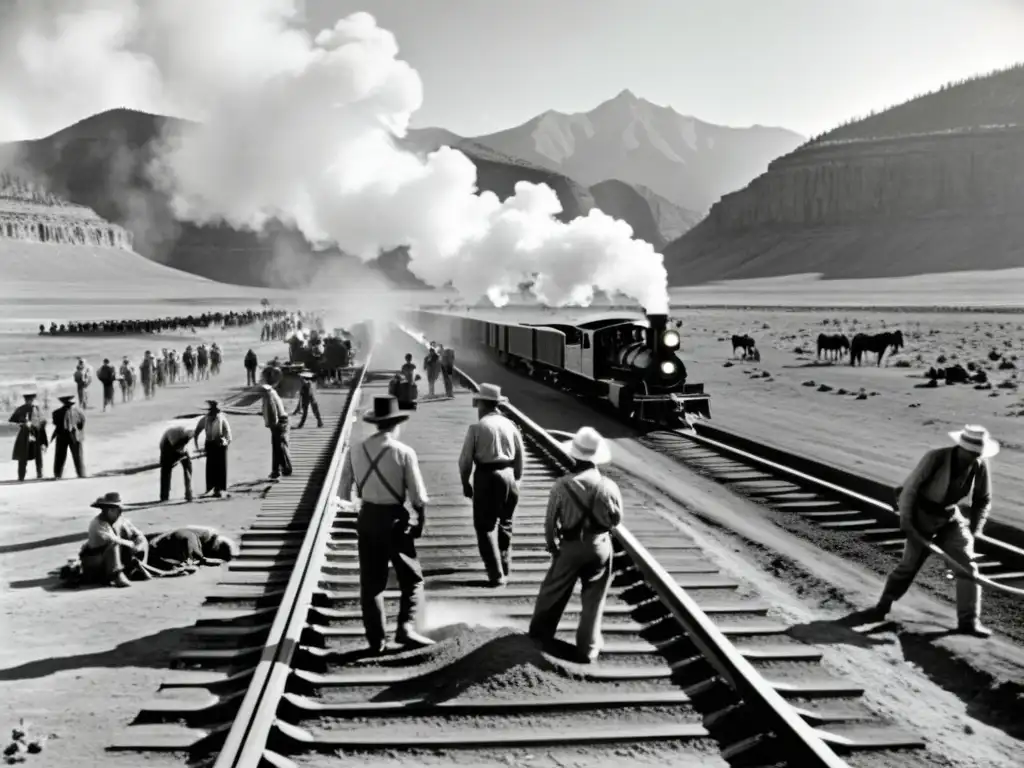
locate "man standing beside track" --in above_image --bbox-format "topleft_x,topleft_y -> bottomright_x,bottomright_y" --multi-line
530,426 -> 623,664
872,424 -> 998,637
338,395 -> 435,653
458,383 -> 525,587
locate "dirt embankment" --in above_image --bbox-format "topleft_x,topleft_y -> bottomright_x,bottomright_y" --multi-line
665,126 -> 1024,284
0,197 -> 133,252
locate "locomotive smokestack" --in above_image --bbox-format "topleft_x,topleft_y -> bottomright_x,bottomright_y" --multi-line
645,312 -> 668,349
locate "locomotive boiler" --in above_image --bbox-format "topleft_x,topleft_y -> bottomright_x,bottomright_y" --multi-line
404,309 -> 710,427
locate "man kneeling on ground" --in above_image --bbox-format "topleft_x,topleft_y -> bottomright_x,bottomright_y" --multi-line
146,525 -> 238,570
79,491 -> 151,588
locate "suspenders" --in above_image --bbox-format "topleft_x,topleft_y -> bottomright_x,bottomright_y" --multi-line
561,482 -> 604,539
356,443 -> 405,505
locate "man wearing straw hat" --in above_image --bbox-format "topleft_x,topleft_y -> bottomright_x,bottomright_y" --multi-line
873,425 -> 998,637
79,491 -> 150,588
338,395 -> 434,652
51,394 -> 86,479
529,426 -> 623,663
458,383 -> 525,587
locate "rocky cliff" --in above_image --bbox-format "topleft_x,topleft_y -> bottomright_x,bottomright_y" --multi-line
0,197 -> 133,251
664,126 -> 1024,284
664,63 -> 1024,285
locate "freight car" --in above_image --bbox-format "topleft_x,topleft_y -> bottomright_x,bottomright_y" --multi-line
405,309 -> 710,427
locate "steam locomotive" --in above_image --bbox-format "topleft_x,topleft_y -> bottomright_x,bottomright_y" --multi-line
404,310 -> 711,426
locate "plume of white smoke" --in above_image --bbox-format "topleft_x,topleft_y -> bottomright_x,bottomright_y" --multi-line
0,1 -> 670,313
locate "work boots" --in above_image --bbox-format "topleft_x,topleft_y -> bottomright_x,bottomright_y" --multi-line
110,572 -> 131,588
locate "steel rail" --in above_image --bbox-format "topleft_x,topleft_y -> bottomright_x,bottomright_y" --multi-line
680,426 -> 1024,598
400,324 -> 849,767
211,359 -> 370,768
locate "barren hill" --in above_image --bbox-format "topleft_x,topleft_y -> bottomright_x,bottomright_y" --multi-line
468,90 -> 805,212
663,63 -> 1024,286
2,108 -> 626,289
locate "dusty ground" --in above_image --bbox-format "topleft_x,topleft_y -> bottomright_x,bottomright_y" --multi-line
0,329 -> 285,768
444,343 -> 1024,768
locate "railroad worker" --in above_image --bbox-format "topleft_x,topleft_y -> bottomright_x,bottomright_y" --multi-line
873,425 -> 998,637
159,425 -> 195,503
337,395 -> 434,652
260,382 -> 293,479
293,371 -> 324,428
74,358 -> 92,409
423,344 -> 441,397
529,426 -> 623,664
79,491 -> 151,588
194,400 -> 232,498
51,394 -> 86,479
140,351 -> 156,398
244,348 -> 259,386
401,353 -> 417,382
146,525 -> 238,570
439,344 -> 456,397
458,383 -> 525,587
97,358 -> 117,411
8,392 -> 48,482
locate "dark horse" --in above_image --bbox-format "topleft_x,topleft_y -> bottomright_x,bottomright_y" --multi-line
850,330 -> 904,366
731,334 -> 756,358
817,333 -> 850,360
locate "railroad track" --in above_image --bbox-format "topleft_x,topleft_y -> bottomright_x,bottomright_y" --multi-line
639,424 -> 1024,595
109,325 -> 927,768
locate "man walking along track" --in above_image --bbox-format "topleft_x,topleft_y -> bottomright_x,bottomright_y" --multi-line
261,382 -> 293,479
458,383 -> 525,588
338,395 -> 434,653
529,427 -> 624,664
293,371 -> 324,428
873,424 -> 998,637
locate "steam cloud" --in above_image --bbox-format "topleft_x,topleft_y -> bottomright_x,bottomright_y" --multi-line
0,0 -> 670,313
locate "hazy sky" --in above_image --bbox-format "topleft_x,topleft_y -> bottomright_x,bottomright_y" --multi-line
307,0 -> 1024,138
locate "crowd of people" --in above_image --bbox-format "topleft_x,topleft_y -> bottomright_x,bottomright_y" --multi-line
38,307 -> 292,336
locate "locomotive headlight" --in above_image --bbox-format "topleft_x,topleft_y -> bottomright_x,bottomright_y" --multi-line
659,360 -> 677,376
662,330 -> 681,350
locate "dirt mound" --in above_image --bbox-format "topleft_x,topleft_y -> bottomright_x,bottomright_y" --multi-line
374,625 -> 581,703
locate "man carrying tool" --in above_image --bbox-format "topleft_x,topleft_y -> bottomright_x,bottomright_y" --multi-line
337,395 -> 434,653
872,424 -> 998,637
457,383 -> 525,587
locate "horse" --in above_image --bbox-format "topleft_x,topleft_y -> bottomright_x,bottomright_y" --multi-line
731,334 -> 756,359
817,333 -> 850,361
850,330 -> 904,367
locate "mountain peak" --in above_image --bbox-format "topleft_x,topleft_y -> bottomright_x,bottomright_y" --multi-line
614,88 -> 638,102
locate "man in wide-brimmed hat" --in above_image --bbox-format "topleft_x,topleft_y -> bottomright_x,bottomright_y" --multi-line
873,424 -> 999,637
529,426 -> 624,664
195,400 -> 232,498
337,395 -> 433,653
260,382 -> 292,479
293,371 -> 324,428
51,394 -> 86,479
457,384 -> 525,587
79,491 -> 150,588
8,392 -> 48,481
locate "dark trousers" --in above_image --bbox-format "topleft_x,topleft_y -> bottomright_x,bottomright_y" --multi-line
473,466 -> 520,582
53,436 -> 85,478
246,368 -> 257,386
296,399 -> 323,427
357,503 -> 424,646
160,448 -> 193,501
270,424 -> 293,477
205,441 -> 228,493
102,383 -> 115,409
141,376 -> 153,398
17,454 -> 44,481
441,366 -> 454,397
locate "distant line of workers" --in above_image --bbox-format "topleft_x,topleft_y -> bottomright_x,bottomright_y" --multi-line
337,384 -> 624,664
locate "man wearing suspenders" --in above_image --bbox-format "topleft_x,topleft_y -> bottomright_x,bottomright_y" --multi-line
338,395 -> 434,652
458,384 -> 525,587
529,427 -> 623,664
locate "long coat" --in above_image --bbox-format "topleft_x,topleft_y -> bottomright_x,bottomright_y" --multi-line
9,404 -> 48,461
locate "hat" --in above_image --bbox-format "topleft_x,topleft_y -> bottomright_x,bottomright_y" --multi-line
23,392 -> 36,399
472,383 -> 507,404
91,491 -> 124,510
58,395 -> 76,404
949,425 -> 999,459
206,400 -> 220,410
363,395 -> 410,425
560,426 -> 612,465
